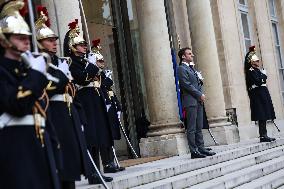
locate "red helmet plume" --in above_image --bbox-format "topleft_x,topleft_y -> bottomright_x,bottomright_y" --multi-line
36,5 -> 50,27
92,38 -> 100,48
68,19 -> 79,30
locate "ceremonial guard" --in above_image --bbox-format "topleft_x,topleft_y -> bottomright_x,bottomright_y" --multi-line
35,6 -> 96,188
63,19 -> 113,184
244,46 -> 276,142
92,39 -> 125,172
0,1 -> 60,188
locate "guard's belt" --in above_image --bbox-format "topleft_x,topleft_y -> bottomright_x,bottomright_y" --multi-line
76,83 -> 93,91
249,84 -> 267,90
50,94 -> 73,103
76,81 -> 100,91
0,113 -> 45,129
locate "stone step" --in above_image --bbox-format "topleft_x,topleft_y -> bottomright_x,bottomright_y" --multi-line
234,168 -> 284,189
76,139 -> 284,189
188,155 -> 284,189
132,145 -> 284,189
209,138 -> 262,153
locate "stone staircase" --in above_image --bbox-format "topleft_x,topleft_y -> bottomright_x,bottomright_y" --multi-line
76,137 -> 284,189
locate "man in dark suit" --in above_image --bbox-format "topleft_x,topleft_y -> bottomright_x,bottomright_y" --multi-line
177,47 -> 216,159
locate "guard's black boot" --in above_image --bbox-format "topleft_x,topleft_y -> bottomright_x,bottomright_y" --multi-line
204,147 -> 212,151
88,174 -> 113,185
104,162 -> 119,173
115,164 -> 125,171
88,174 -> 101,185
102,175 -> 113,182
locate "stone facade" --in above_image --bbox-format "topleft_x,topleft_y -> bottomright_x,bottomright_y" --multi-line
2,0 -> 283,157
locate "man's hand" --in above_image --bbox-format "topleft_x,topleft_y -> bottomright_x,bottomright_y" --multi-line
200,94 -> 206,102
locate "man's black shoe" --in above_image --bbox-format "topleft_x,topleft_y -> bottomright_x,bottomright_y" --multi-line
260,136 -> 276,142
199,149 -> 216,156
104,163 -> 119,173
102,175 -> 113,182
191,151 -> 206,159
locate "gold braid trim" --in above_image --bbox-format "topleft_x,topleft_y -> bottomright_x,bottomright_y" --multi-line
32,90 -> 49,147
64,83 -> 76,115
93,75 -> 101,96
32,104 -> 45,147
38,90 -> 49,112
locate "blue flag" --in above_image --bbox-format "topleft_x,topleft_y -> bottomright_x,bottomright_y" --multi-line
171,48 -> 183,120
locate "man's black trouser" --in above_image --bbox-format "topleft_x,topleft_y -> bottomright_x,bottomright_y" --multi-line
185,103 -> 205,153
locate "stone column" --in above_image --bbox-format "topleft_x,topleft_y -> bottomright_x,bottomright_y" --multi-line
137,0 -> 188,157
172,0 -> 192,48
186,0 -> 239,145
40,0 -> 82,56
209,0 -> 251,140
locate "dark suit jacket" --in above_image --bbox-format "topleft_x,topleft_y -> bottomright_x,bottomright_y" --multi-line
177,63 -> 203,107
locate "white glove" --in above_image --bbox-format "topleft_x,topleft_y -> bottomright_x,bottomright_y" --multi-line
106,104 -> 111,112
260,68 -> 267,75
58,59 -> 73,80
105,70 -> 113,80
117,111 -> 121,120
25,51 -> 47,74
87,52 -> 97,65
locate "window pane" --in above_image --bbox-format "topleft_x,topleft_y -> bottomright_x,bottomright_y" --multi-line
279,70 -> 284,91
241,13 -> 250,38
245,39 -> 251,52
272,23 -> 280,45
269,0 -> 276,17
276,46 -> 283,67
271,23 -> 283,68
239,0 -> 246,5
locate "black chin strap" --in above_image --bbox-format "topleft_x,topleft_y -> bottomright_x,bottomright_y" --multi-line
9,43 -> 25,54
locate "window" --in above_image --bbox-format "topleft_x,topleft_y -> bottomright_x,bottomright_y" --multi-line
239,0 -> 246,6
238,0 -> 252,52
269,0 -> 284,101
268,0 -> 276,17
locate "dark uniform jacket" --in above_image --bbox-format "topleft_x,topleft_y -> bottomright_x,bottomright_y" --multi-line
246,67 -> 276,121
0,56 -> 60,189
101,73 -> 122,140
69,55 -> 114,148
46,55 -> 94,181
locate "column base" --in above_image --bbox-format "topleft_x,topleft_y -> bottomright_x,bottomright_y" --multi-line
146,121 -> 184,137
139,133 -> 189,157
202,124 -> 240,146
238,119 -> 284,141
